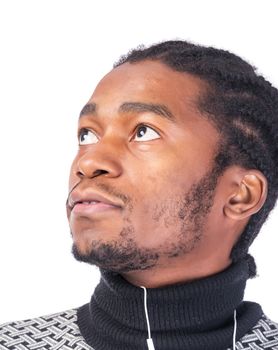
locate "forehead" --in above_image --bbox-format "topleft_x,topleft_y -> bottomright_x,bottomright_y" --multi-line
89,60 -> 208,118
83,61 -> 219,150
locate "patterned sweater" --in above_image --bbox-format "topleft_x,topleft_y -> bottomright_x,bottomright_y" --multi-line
0,309 -> 278,350
1,260 -> 278,349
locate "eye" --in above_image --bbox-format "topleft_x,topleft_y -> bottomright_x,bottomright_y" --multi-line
133,125 -> 160,142
78,128 -> 99,145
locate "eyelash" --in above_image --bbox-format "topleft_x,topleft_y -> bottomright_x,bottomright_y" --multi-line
132,123 -> 160,137
77,124 -> 161,141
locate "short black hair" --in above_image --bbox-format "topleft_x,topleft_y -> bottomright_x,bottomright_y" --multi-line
114,40 -> 278,279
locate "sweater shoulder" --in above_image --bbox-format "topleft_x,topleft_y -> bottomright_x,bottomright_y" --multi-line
0,309 -> 94,350
232,313 -> 278,349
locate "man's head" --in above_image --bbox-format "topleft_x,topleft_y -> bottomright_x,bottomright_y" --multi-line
66,40 -> 278,287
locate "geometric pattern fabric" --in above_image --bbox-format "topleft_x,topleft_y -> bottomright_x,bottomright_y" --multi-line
1,309 -> 278,349
0,309 -> 93,350
228,314 -> 278,350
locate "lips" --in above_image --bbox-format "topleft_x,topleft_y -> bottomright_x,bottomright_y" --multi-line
76,201 -> 99,204
68,190 -> 123,215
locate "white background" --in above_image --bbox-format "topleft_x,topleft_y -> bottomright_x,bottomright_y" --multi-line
0,0 -> 277,324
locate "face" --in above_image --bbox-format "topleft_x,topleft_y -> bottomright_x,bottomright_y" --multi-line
67,60 -> 222,273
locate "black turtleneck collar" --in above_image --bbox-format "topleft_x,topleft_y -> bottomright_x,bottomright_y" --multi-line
77,259 -> 262,350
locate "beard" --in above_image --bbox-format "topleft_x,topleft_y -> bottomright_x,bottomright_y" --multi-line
71,161 -> 223,273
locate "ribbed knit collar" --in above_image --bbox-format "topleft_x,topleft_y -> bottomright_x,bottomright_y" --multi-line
77,260 -> 262,350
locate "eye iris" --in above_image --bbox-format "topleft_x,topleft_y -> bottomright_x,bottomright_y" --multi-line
137,126 -> 147,137
80,130 -> 89,143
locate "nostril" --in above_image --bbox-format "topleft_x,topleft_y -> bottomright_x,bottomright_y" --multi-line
76,170 -> 85,177
76,169 -> 108,178
92,169 -> 109,177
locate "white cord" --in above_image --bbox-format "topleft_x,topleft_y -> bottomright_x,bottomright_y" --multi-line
141,286 -> 156,350
233,309 -> 237,350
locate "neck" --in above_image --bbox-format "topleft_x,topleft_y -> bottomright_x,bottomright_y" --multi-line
122,255 -> 232,288
77,258 -> 263,350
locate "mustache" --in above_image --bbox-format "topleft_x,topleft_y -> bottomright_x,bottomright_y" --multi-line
66,181 -> 131,207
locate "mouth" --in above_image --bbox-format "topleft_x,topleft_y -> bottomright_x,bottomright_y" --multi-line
68,191 -> 123,216
71,200 -> 120,215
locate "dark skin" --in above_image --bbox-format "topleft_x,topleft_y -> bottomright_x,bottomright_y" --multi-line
67,60 -> 268,288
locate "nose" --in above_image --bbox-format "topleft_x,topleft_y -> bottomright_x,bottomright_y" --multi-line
75,141 -> 123,179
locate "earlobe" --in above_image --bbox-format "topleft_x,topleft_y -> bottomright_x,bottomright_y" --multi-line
224,171 -> 268,220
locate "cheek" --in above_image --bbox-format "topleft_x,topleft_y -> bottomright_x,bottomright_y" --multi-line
129,168 -> 187,223
141,159 -> 193,195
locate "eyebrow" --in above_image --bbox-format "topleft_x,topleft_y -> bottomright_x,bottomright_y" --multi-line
79,101 -> 176,122
119,102 -> 176,122
79,103 -> 97,118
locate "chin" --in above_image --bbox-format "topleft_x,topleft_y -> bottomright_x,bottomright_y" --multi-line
71,242 -> 96,264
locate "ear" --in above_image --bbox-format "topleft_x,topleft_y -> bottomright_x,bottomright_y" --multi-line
224,170 -> 268,220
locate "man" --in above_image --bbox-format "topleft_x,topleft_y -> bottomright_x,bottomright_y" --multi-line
1,40 -> 278,350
